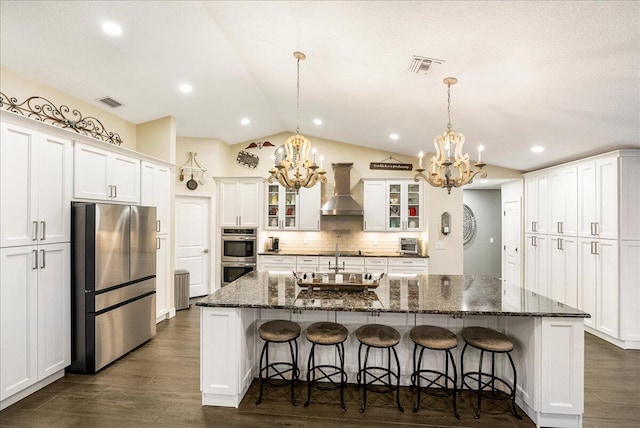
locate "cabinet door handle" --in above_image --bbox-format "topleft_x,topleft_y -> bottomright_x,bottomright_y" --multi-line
40,249 -> 45,268
113,186 -> 117,199
32,250 -> 38,270
156,238 -> 161,249
364,220 -> 367,229
316,220 -> 319,229
156,220 -> 161,232
594,222 -> 599,236
32,221 -> 38,241
557,238 -> 563,250
40,221 -> 46,240
532,221 -> 537,232
593,241 -> 599,255
531,236 -> 537,247
108,185 -> 112,198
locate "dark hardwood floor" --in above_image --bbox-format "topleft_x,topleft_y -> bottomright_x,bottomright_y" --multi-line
1,304 -> 638,427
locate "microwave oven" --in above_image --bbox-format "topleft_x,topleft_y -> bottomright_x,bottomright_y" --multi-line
399,237 -> 420,255
221,228 -> 257,262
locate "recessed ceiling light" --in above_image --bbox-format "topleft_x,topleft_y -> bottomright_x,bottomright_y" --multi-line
531,146 -> 545,153
179,83 -> 193,94
313,118 -> 323,125
101,21 -> 122,36
390,133 -> 399,140
240,118 -> 250,126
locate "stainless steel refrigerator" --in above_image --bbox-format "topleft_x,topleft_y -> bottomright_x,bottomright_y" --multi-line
70,202 -> 157,373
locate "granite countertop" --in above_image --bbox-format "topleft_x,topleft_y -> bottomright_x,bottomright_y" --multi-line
258,251 -> 429,258
196,272 -> 589,318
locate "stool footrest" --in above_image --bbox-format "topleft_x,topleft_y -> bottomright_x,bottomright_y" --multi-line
411,370 -> 456,398
462,371 -> 514,400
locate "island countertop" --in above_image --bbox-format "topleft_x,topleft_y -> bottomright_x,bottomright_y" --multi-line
196,272 -> 589,318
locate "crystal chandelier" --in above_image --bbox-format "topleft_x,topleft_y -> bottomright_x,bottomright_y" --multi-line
414,77 -> 487,194
268,51 -> 326,192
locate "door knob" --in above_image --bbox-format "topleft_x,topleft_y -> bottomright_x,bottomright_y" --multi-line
203,249 -> 209,254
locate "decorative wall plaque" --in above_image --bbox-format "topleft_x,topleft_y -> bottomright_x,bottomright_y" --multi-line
236,150 -> 259,169
463,204 -> 477,245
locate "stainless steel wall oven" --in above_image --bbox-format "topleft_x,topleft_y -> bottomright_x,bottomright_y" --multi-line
221,228 -> 256,285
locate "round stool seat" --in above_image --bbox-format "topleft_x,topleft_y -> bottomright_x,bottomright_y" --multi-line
410,325 -> 457,350
259,320 -> 301,343
305,322 -> 348,345
461,326 -> 514,353
356,324 -> 401,348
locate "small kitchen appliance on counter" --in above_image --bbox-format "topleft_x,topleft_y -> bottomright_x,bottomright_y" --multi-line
399,237 -> 420,255
267,236 -> 280,252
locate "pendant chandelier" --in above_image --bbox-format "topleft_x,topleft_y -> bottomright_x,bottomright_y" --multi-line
414,77 -> 487,194
268,51 -> 326,192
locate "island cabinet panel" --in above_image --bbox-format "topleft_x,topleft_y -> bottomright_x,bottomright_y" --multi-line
201,307 -> 257,407
539,318 -> 584,420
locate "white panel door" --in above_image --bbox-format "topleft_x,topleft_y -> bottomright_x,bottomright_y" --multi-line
73,143 -> 110,200
596,239 -> 619,337
37,133 -> 72,244
0,122 -> 38,248
298,185 -> 321,230
175,196 -> 210,297
577,238 -> 597,329
363,181 -> 386,231
503,200 -> 521,288
109,153 -> 140,203
0,246 -> 38,400
37,243 -> 70,379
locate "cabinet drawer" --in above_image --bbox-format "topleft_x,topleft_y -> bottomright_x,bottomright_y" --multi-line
364,258 -> 388,267
387,258 -> 428,267
260,255 -> 296,265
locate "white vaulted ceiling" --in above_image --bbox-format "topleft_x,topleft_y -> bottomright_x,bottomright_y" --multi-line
1,1 -> 638,171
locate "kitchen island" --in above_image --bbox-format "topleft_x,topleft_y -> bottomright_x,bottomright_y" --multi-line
197,272 -> 589,428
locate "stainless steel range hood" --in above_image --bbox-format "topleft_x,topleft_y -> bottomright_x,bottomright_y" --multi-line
321,163 -> 364,216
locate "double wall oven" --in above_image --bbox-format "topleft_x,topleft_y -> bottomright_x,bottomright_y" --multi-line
221,228 -> 257,285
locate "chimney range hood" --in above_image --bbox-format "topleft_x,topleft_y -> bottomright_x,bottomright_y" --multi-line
320,163 -> 364,216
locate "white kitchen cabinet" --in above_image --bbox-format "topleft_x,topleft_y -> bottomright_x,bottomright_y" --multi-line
296,256 -> 319,272
524,234 -> 549,298
363,180 -> 386,231
387,257 -> 428,275
218,178 -> 262,227
155,234 -> 172,322
1,122 -> 72,248
0,243 -> 70,401
548,236 -> 578,307
141,161 -> 171,235
297,185 -> 321,231
364,257 -> 388,274
577,155 -> 618,240
258,255 -> 296,272
363,180 -> 423,232
548,166 -> 577,236
577,238 -> 618,337
620,241 -> 640,342
524,172 -> 548,234
74,142 -> 140,204
264,184 -> 320,231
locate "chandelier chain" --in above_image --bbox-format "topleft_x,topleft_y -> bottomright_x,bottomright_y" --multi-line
447,83 -> 452,131
296,56 -> 300,135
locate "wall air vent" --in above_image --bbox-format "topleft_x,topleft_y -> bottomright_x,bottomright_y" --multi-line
407,56 -> 445,75
97,97 -> 123,108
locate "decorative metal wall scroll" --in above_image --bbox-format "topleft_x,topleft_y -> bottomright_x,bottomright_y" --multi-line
463,204 -> 477,245
0,92 -> 123,145
236,150 -> 259,169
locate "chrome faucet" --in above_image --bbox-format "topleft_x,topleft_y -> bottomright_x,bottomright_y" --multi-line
328,243 -> 345,273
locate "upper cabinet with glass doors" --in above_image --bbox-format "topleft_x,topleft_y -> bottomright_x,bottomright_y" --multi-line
363,179 -> 423,232
265,184 -> 321,231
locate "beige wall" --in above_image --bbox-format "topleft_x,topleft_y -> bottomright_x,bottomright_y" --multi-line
136,116 -> 176,164
0,66 -> 138,150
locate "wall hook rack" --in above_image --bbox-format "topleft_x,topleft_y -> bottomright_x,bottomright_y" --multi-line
179,152 -> 208,184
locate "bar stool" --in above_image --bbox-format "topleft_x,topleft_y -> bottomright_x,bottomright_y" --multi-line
356,323 -> 404,413
255,319 -> 301,406
303,321 -> 349,410
409,325 -> 461,419
460,326 -> 522,419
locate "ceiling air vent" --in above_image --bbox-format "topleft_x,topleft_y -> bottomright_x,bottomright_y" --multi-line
407,56 -> 444,75
97,96 -> 123,108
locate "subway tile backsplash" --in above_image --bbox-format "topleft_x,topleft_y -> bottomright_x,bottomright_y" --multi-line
264,216 -> 424,254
